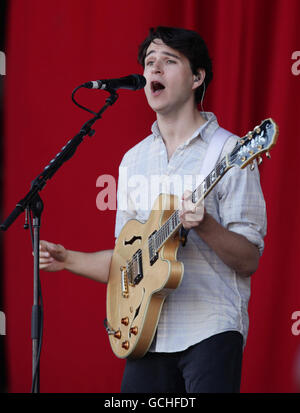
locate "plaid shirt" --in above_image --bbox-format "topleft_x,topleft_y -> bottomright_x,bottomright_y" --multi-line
115,112 -> 266,352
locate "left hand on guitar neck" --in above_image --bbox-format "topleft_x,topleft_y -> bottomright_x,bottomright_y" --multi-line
179,190 -> 206,229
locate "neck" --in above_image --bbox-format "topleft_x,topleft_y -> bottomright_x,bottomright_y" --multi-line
156,104 -> 207,150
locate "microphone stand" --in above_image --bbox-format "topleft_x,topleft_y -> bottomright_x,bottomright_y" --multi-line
0,89 -> 119,393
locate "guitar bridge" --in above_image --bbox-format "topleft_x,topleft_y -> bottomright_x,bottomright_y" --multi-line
120,266 -> 129,298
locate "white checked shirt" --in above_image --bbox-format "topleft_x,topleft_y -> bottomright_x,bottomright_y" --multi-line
115,112 -> 266,353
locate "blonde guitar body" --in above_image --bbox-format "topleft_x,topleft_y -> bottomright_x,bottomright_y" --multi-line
106,193 -> 183,359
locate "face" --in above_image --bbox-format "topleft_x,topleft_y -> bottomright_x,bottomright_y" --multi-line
143,39 -> 200,115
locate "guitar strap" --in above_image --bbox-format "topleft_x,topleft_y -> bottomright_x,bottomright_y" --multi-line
180,126 -> 234,246
200,126 -> 234,178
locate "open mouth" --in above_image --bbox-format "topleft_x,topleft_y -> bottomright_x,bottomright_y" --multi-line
151,81 -> 165,95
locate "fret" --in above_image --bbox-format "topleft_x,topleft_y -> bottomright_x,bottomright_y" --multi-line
167,219 -> 171,232
196,181 -> 203,202
156,230 -> 160,247
210,168 -> 216,183
205,175 -> 211,190
192,190 -> 197,203
216,158 -> 226,176
192,156 -> 229,207
170,213 -> 176,231
154,211 -> 178,250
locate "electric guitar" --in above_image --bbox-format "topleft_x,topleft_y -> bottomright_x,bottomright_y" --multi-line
105,118 -> 278,359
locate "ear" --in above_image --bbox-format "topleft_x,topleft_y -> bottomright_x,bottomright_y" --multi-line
192,69 -> 206,90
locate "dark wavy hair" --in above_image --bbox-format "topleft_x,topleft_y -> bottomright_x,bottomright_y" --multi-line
138,26 -> 213,104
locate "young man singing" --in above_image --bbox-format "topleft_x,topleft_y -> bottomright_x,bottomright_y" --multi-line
39,27 -> 266,393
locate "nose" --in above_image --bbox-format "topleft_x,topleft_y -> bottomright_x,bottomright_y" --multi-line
151,60 -> 163,74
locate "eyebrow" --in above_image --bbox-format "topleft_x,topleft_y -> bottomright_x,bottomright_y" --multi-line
145,50 -> 181,60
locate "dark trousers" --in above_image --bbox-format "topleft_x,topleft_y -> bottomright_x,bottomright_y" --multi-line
121,331 -> 243,393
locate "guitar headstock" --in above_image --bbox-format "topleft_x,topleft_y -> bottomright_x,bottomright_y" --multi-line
229,118 -> 279,169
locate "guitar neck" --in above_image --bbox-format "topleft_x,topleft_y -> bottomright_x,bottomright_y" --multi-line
151,155 -> 232,252
191,155 -> 229,205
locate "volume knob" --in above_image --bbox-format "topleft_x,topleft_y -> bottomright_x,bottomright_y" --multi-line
114,330 -> 121,339
122,341 -> 130,350
130,326 -> 138,335
121,317 -> 129,326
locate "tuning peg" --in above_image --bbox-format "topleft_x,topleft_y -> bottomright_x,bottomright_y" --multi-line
258,156 -> 263,165
130,326 -> 138,336
250,162 -> 255,171
121,317 -> 129,326
266,151 -> 271,159
122,341 -> 130,350
254,127 -> 261,134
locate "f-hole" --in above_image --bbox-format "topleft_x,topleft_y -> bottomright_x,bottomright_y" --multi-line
124,235 -> 142,246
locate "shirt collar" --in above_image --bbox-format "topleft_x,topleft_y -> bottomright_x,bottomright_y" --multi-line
151,112 -> 219,146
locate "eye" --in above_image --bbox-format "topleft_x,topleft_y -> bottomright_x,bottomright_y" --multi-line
145,60 -> 154,66
166,59 -> 176,64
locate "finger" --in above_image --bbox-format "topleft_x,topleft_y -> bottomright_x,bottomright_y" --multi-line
40,242 -> 65,262
180,216 -> 198,229
33,251 -> 51,259
181,189 -> 192,200
39,257 -> 54,264
40,240 -> 58,252
39,241 -> 47,252
181,200 -> 196,214
180,207 -> 204,227
39,250 -> 52,257
194,204 -> 204,215
40,263 -> 54,270
34,247 -> 51,256
40,240 -> 53,253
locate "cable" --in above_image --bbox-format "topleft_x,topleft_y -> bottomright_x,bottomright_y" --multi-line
71,85 -> 98,116
200,81 -> 206,113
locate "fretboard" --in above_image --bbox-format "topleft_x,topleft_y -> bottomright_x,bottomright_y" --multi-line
150,155 -> 230,253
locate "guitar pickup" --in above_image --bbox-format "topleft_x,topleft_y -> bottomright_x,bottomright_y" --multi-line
148,231 -> 158,266
131,249 -> 143,285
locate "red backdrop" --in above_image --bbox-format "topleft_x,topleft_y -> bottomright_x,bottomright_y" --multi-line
2,0 -> 300,393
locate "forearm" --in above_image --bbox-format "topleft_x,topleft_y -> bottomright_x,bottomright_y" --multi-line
64,249 -> 113,283
195,213 -> 260,277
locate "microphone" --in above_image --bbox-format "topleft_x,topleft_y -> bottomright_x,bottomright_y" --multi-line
82,74 -> 146,91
